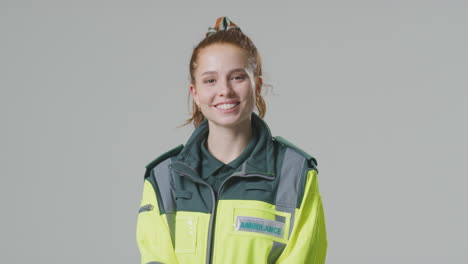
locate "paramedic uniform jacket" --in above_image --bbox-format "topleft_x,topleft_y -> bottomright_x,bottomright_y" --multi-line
136,112 -> 328,264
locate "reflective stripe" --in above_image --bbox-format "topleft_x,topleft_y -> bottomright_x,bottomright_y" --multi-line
151,158 -> 178,249
267,240 -> 286,264
275,205 -> 296,237
275,147 -> 307,236
165,212 -> 176,248
276,148 -> 306,207
151,158 -> 176,213
275,214 -> 286,223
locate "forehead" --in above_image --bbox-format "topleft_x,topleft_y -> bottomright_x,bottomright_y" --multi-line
196,43 -> 249,74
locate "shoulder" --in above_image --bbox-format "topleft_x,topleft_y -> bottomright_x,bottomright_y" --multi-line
145,144 -> 184,170
273,136 -> 318,170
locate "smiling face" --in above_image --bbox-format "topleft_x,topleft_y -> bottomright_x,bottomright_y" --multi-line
190,43 -> 257,129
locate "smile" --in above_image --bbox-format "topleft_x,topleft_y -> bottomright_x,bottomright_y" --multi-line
216,103 -> 240,110
215,103 -> 240,113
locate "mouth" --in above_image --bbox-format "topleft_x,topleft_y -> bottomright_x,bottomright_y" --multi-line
215,102 -> 240,110
214,102 -> 241,112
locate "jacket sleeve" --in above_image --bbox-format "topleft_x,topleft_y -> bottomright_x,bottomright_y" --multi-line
276,169 -> 328,264
136,179 -> 179,264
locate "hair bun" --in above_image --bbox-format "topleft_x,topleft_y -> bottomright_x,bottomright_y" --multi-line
206,16 -> 242,37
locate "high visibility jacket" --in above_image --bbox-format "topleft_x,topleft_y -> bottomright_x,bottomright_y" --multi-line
136,113 -> 327,264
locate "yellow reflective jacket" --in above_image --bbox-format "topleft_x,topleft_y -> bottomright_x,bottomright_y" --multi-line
136,113 -> 327,264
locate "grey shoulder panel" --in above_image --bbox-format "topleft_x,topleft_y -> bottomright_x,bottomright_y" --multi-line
144,149 -> 179,214
145,144 -> 184,171
275,147 -> 308,237
149,158 -> 176,213
273,136 -> 318,169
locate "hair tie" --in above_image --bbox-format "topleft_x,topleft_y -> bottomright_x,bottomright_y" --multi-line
206,16 -> 242,37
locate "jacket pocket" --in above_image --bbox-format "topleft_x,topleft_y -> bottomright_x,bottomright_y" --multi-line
175,190 -> 193,200
244,183 -> 273,192
174,214 -> 198,253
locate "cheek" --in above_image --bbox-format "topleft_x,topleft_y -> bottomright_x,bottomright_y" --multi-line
236,82 -> 254,97
244,85 -> 255,102
197,90 -> 215,104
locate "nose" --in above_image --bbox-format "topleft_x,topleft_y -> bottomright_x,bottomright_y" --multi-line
218,78 -> 234,97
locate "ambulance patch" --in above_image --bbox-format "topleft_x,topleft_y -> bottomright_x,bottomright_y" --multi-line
236,216 -> 285,239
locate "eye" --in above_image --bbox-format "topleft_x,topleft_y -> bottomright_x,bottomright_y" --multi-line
204,78 -> 216,84
232,75 -> 247,81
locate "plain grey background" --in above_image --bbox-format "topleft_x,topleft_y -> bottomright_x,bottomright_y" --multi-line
1,0 -> 467,263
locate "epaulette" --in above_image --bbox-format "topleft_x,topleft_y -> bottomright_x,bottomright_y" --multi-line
145,144 -> 184,170
274,136 -> 318,169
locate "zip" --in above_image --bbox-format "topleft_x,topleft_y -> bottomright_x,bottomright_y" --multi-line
170,163 -> 216,264
171,162 -> 275,264
212,173 -> 275,263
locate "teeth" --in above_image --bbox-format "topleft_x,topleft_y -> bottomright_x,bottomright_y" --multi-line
216,103 -> 239,110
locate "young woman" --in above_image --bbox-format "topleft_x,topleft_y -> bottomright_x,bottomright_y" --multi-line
136,17 -> 327,264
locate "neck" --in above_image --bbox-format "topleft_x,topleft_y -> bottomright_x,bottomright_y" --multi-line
205,117 -> 253,165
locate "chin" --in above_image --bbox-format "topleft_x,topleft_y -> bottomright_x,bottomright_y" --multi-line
208,114 -> 250,129
210,118 -> 241,128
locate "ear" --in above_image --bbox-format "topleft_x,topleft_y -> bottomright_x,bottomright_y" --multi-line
189,83 -> 199,106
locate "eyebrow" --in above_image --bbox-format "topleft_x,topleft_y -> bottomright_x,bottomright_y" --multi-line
201,68 -> 246,76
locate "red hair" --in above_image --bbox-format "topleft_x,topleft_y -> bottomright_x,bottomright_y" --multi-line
179,29 -> 266,128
